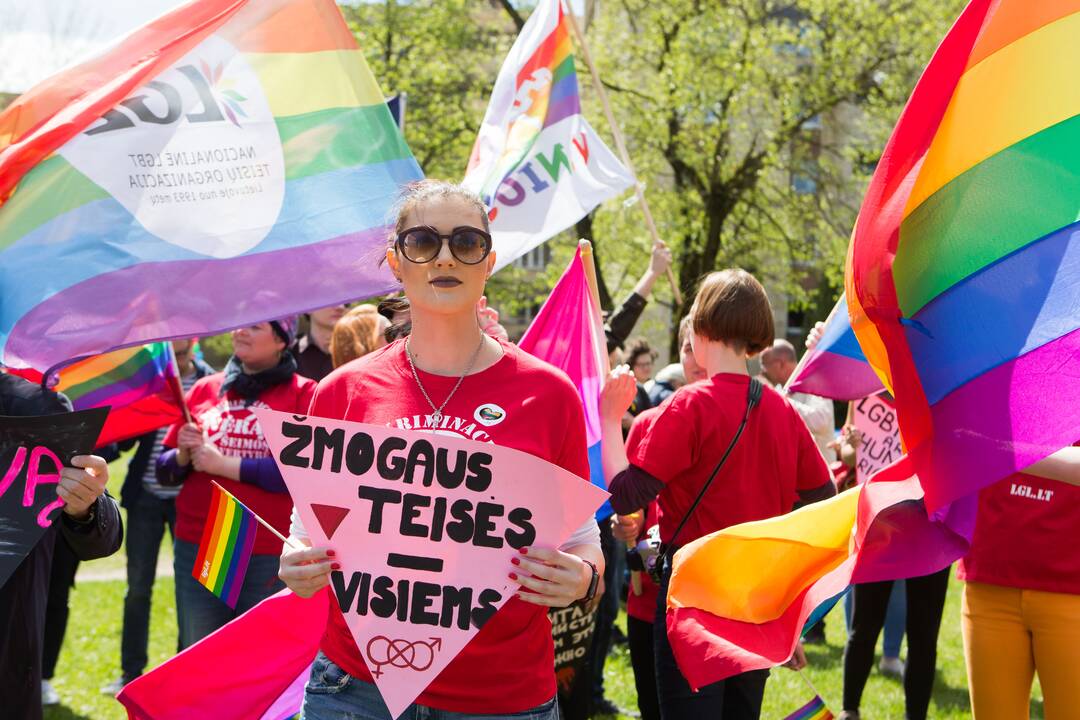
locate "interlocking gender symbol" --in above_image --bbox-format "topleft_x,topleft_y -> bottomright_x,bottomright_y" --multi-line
365,636 -> 442,678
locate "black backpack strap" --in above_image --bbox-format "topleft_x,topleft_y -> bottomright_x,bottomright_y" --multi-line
659,377 -> 763,570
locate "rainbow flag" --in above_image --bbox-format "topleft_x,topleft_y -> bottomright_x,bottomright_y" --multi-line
786,294 -> 883,401
57,342 -> 184,445
519,245 -> 612,519
846,0 -> 1080,511
56,342 -> 175,410
0,0 -> 422,372
784,695 -> 833,720
194,482 -> 259,608
463,0 -> 633,271
6,342 -> 185,446
665,458 -> 973,688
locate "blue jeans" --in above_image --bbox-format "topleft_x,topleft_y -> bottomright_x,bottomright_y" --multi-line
122,492 -> 176,678
302,652 -> 560,720
653,566 -> 767,719
173,538 -> 284,649
844,579 -> 906,657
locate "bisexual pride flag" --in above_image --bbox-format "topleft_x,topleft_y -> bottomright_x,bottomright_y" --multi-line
463,0 -> 634,271
785,294 -> 884,401
0,0 -> 422,372
519,244 -> 612,519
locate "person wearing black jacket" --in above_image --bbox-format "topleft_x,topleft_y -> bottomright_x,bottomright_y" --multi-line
98,341 -> 213,695
0,371 -> 122,720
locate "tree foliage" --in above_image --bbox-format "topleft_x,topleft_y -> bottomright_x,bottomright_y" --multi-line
341,1 -> 964,349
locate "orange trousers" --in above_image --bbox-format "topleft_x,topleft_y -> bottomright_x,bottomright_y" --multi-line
962,581 -> 1080,719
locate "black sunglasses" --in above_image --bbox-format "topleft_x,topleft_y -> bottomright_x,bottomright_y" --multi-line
395,225 -> 493,265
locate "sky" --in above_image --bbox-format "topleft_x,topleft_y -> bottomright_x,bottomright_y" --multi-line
0,0 -> 583,94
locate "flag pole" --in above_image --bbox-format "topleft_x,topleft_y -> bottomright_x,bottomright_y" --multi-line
211,481 -> 302,550
564,3 -> 683,306
578,239 -> 611,375
166,342 -> 194,425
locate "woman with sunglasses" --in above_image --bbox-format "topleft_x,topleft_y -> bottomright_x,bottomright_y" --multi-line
279,179 -> 603,720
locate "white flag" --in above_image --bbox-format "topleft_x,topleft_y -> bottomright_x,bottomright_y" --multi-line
463,0 -> 634,271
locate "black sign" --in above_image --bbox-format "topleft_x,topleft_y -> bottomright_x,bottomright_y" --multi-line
549,603 -> 597,700
0,407 -> 108,589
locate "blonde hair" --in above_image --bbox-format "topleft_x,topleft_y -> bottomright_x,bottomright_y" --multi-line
330,305 -> 383,368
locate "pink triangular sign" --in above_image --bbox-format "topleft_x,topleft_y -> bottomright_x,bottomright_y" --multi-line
256,409 -> 608,719
310,503 -> 350,540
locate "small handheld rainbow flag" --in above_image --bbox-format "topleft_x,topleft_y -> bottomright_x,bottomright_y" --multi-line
784,695 -> 834,720
194,482 -> 260,608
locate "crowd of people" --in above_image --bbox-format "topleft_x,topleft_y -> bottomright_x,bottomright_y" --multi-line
1,179 -> 1078,720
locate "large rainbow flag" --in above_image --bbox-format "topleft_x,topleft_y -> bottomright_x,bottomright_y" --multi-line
463,0 -> 633,271
846,0 -> 1080,511
665,459 -> 972,688
0,0 -> 422,372
518,244 -> 612,519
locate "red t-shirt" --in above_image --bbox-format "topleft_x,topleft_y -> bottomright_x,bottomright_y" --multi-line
309,339 -> 589,713
166,372 -> 316,555
628,373 -> 831,545
958,460 -> 1080,596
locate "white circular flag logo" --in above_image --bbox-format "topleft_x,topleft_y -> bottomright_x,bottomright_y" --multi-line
59,36 -> 286,258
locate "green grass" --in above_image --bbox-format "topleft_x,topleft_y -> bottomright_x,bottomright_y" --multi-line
45,570 -> 1033,720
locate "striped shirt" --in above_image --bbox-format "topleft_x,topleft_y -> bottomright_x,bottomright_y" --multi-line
141,372 -> 198,499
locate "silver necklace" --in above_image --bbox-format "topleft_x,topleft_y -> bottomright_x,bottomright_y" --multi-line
405,332 -> 486,425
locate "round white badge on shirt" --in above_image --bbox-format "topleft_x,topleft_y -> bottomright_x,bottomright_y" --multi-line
473,403 -> 507,427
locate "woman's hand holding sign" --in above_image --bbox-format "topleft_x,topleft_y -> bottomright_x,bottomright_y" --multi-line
510,547 -> 595,608
279,539 -> 340,598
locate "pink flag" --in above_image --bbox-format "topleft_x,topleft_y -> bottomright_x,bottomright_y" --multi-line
519,246 -> 611,517
117,589 -> 328,720
785,294 -> 883,401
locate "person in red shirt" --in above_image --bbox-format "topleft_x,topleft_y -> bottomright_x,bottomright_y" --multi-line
958,443 -> 1080,719
157,317 -> 316,649
277,179 -> 604,720
599,269 -> 835,720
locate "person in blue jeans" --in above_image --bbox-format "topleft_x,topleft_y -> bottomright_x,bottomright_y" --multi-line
158,318 -> 316,649
99,340 -> 212,694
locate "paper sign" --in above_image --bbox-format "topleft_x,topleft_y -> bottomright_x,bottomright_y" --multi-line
853,393 -> 904,482
256,409 -> 608,719
0,406 -> 108,589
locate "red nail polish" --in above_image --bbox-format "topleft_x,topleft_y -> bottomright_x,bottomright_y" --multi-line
519,547 -> 528,555
511,557 -> 520,566
331,562 -> 341,571
509,572 -> 517,580
326,549 -> 336,557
